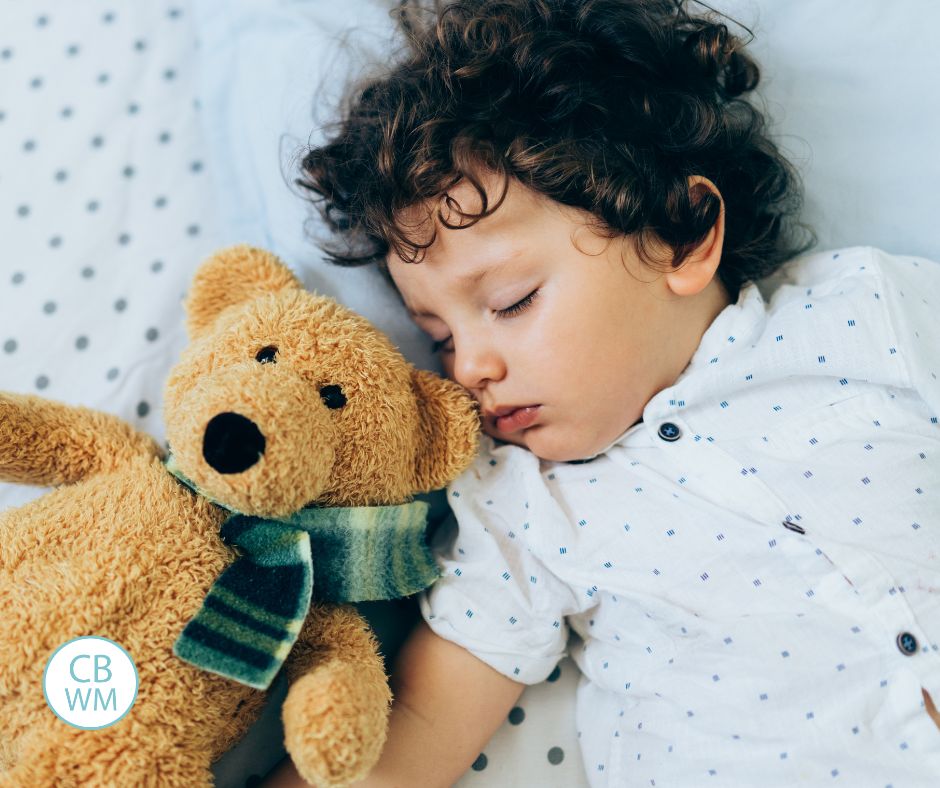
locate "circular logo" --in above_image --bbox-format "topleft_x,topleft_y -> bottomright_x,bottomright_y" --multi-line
43,636 -> 139,729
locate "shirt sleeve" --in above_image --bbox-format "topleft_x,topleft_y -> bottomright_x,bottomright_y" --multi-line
876,247 -> 940,421
418,437 -> 574,684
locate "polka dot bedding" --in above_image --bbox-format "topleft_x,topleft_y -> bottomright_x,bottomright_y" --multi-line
0,2 -> 221,511
456,658 -> 587,786
0,2 -> 586,785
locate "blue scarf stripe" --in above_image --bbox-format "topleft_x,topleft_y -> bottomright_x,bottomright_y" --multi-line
211,584 -> 302,634
215,560 -> 310,620
176,621 -> 276,674
221,516 -> 312,567
219,514 -> 254,543
203,594 -> 289,642
189,599 -> 289,656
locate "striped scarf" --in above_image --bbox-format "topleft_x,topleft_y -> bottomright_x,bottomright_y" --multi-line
166,456 -> 439,690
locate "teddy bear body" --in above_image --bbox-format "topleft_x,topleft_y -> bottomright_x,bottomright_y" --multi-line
0,246 -> 479,787
0,445 -> 264,785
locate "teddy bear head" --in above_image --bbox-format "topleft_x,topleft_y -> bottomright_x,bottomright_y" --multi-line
162,245 -> 479,518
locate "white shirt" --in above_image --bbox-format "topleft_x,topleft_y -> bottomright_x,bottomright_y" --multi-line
419,247 -> 940,787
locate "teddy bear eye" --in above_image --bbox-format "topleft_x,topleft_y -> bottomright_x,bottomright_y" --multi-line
319,384 -> 347,410
255,346 -> 278,364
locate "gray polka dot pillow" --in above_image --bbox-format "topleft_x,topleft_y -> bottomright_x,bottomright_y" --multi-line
0,3 -> 222,510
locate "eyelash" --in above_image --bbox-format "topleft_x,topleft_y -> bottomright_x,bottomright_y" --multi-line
495,288 -> 540,319
429,289 -> 540,354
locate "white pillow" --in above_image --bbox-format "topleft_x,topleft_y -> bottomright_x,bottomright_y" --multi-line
194,0 -> 940,315
719,0 -> 940,262
192,0 -> 442,374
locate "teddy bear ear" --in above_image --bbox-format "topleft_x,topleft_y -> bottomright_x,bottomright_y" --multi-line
410,369 -> 481,492
185,245 -> 303,337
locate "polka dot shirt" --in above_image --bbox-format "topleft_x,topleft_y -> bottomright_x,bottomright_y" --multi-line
420,247 -> 940,787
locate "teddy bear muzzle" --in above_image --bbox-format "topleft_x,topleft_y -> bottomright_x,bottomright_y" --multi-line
202,411 -> 266,474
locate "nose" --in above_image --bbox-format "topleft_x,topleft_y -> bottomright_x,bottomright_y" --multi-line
450,332 -> 506,391
202,412 -> 266,474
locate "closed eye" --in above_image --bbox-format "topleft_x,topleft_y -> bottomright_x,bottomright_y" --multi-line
429,289 -> 540,354
495,288 -> 539,319
430,336 -> 453,354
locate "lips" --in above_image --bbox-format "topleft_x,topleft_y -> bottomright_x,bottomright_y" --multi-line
486,405 -> 541,434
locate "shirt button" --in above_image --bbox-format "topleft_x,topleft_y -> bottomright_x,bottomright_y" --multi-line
896,632 -> 918,656
657,422 -> 681,442
782,520 -> 806,534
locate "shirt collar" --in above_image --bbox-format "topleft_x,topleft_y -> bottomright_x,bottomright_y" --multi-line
679,281 -> 768,381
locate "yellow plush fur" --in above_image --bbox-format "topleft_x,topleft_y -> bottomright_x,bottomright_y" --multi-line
0,245 -> 479,787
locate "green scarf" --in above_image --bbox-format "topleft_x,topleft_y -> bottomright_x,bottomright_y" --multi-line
165,455 -> 439,690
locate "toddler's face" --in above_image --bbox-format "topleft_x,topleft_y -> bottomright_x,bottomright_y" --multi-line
387,171 -> 727,462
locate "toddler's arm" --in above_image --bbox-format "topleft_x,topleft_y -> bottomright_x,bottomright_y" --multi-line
263,618 -> 526,788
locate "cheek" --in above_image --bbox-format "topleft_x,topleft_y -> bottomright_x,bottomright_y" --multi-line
530,290 -> 638,392
527,292 -> 598,368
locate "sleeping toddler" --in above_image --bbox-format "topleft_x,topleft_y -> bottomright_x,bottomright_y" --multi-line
266,0 -> 940,784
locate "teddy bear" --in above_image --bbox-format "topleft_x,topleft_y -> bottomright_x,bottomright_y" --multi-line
0,245 -> 480,787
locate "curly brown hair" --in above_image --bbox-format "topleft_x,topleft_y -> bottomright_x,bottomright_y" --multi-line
297,0 -> 812,301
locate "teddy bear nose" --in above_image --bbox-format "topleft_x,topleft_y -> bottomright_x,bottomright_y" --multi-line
202,412 -> 266,474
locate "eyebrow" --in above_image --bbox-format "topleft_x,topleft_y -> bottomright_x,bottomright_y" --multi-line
458,265 -> 494,287
407,306 -> 438,319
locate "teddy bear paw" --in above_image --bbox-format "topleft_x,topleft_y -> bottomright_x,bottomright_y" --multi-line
282,662 -> 391,787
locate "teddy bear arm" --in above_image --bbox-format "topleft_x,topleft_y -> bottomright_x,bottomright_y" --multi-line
0,393 -> 161,487
281,603 -> 392,787
287,603 -> 386,682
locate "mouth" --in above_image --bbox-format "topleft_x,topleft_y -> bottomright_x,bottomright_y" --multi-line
486,404 -> 542,434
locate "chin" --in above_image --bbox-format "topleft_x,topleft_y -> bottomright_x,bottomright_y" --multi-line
485,424 -> 594,464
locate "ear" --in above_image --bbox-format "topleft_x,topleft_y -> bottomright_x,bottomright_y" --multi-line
185,245 -> 303,338
664,176 -> 726,298
410,369 -> 480,492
